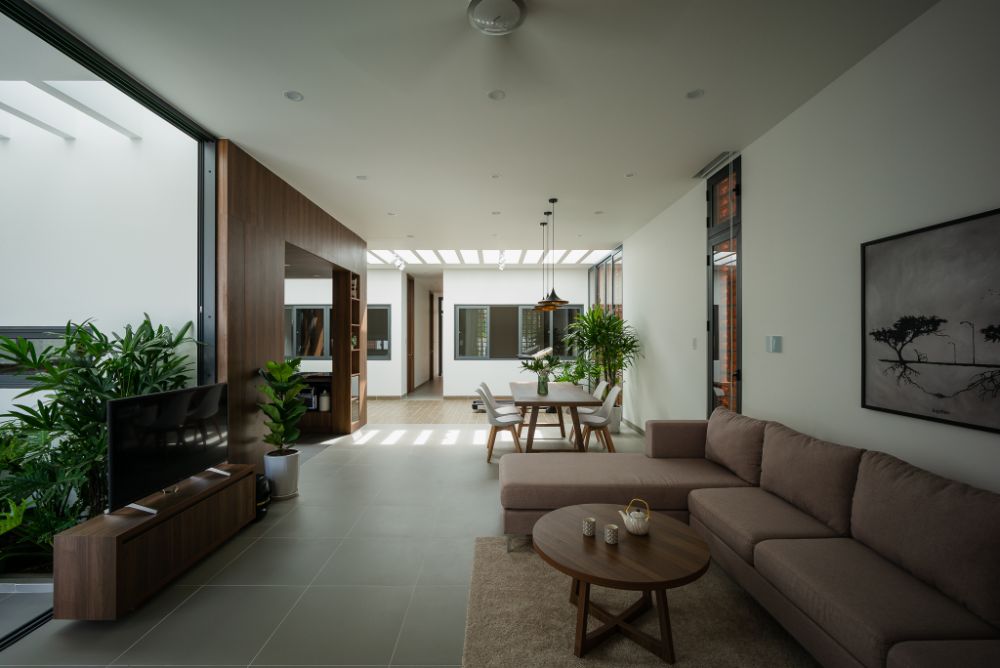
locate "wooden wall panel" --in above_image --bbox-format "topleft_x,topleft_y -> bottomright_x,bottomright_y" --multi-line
216,140 -> 367,467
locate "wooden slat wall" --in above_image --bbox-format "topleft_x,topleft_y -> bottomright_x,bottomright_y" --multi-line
216,140 -> 367,467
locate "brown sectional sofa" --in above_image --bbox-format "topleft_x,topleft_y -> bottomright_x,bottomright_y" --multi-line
497,408 -> 1000,667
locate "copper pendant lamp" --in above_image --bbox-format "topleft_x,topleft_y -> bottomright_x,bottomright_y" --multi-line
537,197 -> 568,309
534,218 -> 556,311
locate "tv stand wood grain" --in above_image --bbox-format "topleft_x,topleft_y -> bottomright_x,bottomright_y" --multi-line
53,463 -> 255,620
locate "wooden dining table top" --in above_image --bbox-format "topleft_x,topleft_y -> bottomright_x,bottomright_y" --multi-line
509,381 -> 603,407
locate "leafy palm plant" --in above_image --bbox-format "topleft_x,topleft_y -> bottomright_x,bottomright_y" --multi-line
257,359 -> 307,454
563,305 -> 641,390
0,317 -> 194,567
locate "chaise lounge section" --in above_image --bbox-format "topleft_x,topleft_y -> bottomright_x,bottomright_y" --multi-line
498,409 -> 1000,667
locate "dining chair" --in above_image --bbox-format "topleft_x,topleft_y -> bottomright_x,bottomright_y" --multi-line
580,385 -> 621,453
478,383 -> 521,416
576,380 -> 609,416
476,388 -> 524,463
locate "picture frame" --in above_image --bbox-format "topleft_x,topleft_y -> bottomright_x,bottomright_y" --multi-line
861,207 -> 1000,433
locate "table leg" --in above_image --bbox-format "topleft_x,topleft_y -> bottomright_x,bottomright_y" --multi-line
574,580 -> 591,657
526,406 -> 540,452
569,406 -> 585,452
569,577 -> 579,605
655,588 -> 676,663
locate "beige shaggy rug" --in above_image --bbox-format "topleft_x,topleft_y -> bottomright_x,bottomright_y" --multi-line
463,537 -> 819,667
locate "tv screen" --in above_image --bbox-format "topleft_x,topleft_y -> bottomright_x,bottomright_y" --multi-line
107,383 -> 229,511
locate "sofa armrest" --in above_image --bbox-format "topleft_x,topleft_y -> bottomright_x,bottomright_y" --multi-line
645,420 -> 708,458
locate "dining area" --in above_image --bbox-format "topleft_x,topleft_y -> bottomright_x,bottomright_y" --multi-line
475,380 -> 621,463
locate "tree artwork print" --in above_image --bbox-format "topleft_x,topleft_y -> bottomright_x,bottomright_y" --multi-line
862,208 -> 1000,432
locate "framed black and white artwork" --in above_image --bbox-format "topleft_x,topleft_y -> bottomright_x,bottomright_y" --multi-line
862,207 -> 1000,433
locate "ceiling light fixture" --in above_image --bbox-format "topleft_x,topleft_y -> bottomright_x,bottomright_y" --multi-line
487,89 -> 506,101
387,211 -> 397,216
685,88 -> 706,100
389,251 -> 406,272
468,0 -> 526,36
498,250 -> 506,272
536,198 -> 569,311
491,211 -> 501,216
624,172 -> 636,178
283,90 -> 304,102
356,175 -> 368,180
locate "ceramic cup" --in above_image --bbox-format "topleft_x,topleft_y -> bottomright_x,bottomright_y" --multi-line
604,523 -> 619,545
582,517 -> 597,536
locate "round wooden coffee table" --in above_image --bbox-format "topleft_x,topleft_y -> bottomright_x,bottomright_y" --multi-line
532,503 -> 710,663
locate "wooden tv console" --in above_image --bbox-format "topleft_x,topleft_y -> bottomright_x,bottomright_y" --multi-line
53,463 -> 255,620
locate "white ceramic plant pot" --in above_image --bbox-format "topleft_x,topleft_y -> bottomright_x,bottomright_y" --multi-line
264,449 -> 300,500
609,406 -> 623,434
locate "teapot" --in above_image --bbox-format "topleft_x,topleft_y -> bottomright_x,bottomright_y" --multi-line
618,498 -> 650,536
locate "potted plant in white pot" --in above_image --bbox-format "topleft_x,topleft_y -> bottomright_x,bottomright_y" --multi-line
258,358 -> 307,499
563,306 -> 641,433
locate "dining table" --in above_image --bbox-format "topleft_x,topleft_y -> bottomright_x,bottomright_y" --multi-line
509,381 -> 603,452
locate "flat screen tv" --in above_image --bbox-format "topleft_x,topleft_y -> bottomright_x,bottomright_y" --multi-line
107,383 -> 229,511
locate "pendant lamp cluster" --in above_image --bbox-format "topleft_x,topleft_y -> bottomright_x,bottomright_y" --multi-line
536,197 -> 568,311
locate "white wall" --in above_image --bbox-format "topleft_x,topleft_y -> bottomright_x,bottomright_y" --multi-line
623,0 -> 1000,492
623,185 -> 709,423
443,268 -> 590,397
0,82 -> 197,413
366,269 -> 406,397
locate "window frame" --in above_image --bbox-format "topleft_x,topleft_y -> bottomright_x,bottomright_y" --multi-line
0,326 -> 64,388
455,304 -> 584,361
366,304 -> 392,361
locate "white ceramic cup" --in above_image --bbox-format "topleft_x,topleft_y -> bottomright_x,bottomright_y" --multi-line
582,517 -> 597,536
604,523 -> 619,545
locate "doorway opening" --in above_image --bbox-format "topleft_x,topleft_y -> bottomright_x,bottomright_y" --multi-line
707,158 -> 742,414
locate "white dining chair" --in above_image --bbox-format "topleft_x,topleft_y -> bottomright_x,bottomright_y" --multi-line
478,383 -> 522,416
476,388 -> 524,463
580,385 -> 621,453
576,380 -> 609,416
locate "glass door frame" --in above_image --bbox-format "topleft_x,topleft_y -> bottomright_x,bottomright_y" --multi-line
706,158 -> 742,415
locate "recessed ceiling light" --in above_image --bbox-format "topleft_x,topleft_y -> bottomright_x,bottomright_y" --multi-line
406,234 -> 414,238
356,175 -> 368,180
685,88 -> 706,100
594,210 -> 605,215
487,89 -> 506,101
387,211 -> 397,216
283,90 -> 304,102
624,172 -> 636,178
491,211 -> 501,216
491,173 -> 501,179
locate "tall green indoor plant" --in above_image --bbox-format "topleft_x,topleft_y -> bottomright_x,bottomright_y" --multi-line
257,358 -> 307,499
563,306 -> 641,430
0,317 -> 194,570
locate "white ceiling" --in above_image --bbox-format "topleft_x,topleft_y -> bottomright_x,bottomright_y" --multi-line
31,0 -> 936,252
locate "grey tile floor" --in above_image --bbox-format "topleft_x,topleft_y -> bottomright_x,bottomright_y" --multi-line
0,422 -> 642,667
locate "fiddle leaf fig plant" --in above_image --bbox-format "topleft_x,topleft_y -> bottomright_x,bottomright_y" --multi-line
257,359 -> 308,454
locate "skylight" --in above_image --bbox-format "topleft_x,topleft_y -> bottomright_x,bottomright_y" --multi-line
437,250 -> 461,264
503,250 -> 523,264
393,250 -> 420,263
582,250 -> 613,263
561,249 -> 588,264
542,250 -> 568,264
481,250 -> 500,263
366,252 -> 384,264
415,250 -> 441,264
460,250 -> 480,264
370,250 -> 398,264
521,250 -> 544,264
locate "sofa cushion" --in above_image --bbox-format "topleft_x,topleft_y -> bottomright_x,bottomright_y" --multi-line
689,487 -> 837,563
499,453 -> 747,511
760,422 -> 863,534
852,451 -> 1000,628
645,420 -> 707,458
756,538 -> 997,668
704,408 -> 766,484
887,640 -> 1000,668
